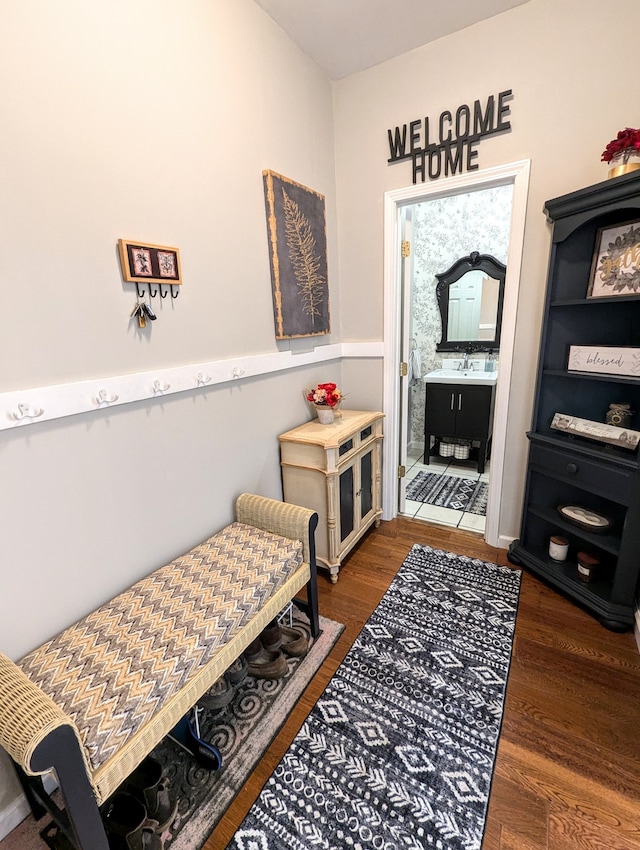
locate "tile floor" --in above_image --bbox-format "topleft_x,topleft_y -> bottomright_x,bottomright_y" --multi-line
401,446 -> 490,534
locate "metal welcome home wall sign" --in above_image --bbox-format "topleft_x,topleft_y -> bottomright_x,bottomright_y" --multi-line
387,89 -> 513,184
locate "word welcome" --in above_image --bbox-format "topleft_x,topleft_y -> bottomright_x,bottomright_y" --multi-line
387,90 -> 513,184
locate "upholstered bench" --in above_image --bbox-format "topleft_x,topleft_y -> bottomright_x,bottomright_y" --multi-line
0,493 -> 319,850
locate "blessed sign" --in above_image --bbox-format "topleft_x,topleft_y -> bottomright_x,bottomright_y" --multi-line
567,345 -> 640,377
387,89 -> 513,184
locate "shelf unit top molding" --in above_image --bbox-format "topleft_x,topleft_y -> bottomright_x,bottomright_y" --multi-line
545,172 -> 640,242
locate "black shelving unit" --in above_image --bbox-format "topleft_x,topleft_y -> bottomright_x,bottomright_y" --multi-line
508,171 -> 640,631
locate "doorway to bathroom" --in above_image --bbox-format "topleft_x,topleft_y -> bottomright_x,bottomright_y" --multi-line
382,161 -> 530,548
402,184 -> 513,535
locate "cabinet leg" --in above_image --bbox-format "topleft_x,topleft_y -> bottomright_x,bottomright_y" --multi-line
423,435 -> 431,464
598,617 -> 631,633
507,541 -> 522,566
477,440 -> 487,474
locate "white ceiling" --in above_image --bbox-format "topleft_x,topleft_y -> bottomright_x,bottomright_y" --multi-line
252,0 -> 531,80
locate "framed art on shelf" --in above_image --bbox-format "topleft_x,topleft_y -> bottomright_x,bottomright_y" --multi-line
587,219 -> 640,298
550,412 -> 640,450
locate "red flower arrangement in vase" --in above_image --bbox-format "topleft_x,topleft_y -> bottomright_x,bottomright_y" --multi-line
601,128 -> 640,177
306,382 -> 343,407
306,382 -> 343,424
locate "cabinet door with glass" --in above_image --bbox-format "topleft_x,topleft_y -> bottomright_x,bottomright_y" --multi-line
338,442 -> 376,551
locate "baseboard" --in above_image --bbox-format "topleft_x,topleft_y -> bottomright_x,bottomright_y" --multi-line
0,773 -> 57,842
0,792 -> 31,842
496,534 -> 515,551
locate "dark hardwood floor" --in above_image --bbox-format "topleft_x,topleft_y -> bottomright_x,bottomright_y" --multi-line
206,517 -> 640,850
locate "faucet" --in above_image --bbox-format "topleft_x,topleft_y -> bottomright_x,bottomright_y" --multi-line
458,348 -> 473,370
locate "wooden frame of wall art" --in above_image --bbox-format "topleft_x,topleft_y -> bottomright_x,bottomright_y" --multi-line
262,170 -> 330,340
587,219 -> 640,298
118,239 -> 182,286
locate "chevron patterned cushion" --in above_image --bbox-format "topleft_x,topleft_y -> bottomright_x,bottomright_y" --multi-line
18,522 -> 303,774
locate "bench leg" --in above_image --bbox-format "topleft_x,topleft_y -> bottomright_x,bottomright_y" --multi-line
305,569 -> 320,639
13,763 -> 47,821
30,724 -> 110,850
304,512 -> 320,638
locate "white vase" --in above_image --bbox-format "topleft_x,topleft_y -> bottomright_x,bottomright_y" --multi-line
315,406 -> 335,424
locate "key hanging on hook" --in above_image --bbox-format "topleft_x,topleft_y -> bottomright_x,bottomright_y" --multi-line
142,302 -> 157,321
130,300 -> 147,328
131,294 -> 157,327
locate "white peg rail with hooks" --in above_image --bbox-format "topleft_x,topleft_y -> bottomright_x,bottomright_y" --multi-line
1,342 -> 382,432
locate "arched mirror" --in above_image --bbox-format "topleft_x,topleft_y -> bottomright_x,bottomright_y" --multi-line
435,251 -> 506,352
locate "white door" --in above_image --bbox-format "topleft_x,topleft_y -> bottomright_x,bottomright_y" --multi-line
447,272 -> 483,341
397,207 -> 413,508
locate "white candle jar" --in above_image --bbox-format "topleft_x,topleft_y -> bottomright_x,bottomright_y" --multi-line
549,535 -> 569,562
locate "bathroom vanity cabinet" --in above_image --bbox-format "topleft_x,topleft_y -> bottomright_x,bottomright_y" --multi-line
508,172 -> 640,631
279,410 -> 383,583
424,381 -> 495,473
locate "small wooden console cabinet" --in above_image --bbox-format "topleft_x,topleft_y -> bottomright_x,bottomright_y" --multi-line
279,410 -> 384,583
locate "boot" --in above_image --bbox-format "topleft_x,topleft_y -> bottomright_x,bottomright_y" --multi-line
279,624 -> 308,657
224,654 -> 249,685
124,756 -> 178,832
102,792 -> 164,850
260,619 -> 282,651
243,636 -> 263,660
246,647 -> 288,679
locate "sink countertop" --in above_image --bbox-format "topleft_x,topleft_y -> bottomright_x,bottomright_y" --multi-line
424,368 -> 498,386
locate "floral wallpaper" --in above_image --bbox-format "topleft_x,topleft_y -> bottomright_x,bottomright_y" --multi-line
408,184 -> 514,448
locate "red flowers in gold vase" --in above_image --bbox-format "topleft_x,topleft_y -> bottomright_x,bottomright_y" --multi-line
601,128 -> 640,178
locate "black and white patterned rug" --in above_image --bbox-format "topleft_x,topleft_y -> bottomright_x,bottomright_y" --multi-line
232,544 -> 521,850
407,472 -> 489,515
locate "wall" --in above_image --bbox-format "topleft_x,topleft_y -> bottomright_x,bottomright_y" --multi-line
408,185 -> 513,446
0,0 -> 355,828
0,0 -> 347,652
333,0 -> 640,539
